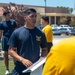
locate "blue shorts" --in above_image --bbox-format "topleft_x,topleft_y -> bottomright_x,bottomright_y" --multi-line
2,36 -> 9,51
12,68 -> 30,75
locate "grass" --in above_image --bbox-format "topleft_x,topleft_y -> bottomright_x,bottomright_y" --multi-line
0,43 -> 14,75
0,60 -> 14,75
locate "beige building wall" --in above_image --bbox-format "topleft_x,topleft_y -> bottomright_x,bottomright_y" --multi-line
0,3 -> 75,25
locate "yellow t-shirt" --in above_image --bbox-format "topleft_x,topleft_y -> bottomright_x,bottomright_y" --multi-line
42,37 -> 75,75
42,24 -> 53,42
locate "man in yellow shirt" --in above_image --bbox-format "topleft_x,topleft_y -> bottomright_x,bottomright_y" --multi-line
42,16 -> 53,52
42,37 -> 75,75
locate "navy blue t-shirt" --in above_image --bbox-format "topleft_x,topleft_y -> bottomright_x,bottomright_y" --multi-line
0,19 -> 17,38
8,26 -> 47,71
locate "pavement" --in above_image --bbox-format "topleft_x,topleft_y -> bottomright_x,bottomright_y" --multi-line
53,38 -> 62,44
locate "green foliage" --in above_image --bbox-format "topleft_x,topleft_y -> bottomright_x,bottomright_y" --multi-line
59,17 -> 67,24
69,22 -> 75,26
57,6 -> 73,14
69,17 -> 75,26
67,7 -> 73,14
3,2 -> 25,28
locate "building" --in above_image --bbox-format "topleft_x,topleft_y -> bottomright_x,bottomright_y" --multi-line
0,3 -> 75,25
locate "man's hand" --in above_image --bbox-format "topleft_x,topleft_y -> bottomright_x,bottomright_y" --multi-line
21,58 -> 33,68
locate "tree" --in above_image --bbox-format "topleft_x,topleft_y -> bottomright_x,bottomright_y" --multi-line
59,17 -> 67,24
57,6 -> 73,14
69,17 -> 75,26
2,2 -> 27,28
67,7 -> 73,14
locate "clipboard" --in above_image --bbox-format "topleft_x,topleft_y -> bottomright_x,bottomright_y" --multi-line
22,57 -> 46,73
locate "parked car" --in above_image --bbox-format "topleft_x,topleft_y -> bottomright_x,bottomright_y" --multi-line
68,28 -> 75,35
52,28 -> 61,35
59,28 -> 69,35
51,24 -> 72,30
59,27 -> 75,35
58,24 -> 73,29
51,24 -> 58,29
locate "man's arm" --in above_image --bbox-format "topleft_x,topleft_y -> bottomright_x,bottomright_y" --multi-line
8,46 -> 33,67
40,33 -> 48,57
41,47 -> 48,57
0,30 -> 2,41
0,22 -> 3,41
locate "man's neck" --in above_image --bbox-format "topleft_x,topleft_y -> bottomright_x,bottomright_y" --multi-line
44,23 -> 48,26
24,24 -> 35,29
5,19 -> 10,21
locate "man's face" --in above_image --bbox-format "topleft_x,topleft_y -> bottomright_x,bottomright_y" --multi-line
5,13 -> 10,21
41,19 -> 46,26
24,12 -> 37,27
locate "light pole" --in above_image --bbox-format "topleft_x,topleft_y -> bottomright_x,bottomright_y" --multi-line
44,0 -> 46,16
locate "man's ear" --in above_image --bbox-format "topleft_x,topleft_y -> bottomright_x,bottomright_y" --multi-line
24,16 -> 27,20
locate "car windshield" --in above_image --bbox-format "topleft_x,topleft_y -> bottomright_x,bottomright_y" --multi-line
64,26 -> 68,27
69,28 -> 73,30
60,28 -> 67,30
52,25 -> 57,27
60,25 -> 69,27
52,29 -> 58,31
54,26 -> 57,27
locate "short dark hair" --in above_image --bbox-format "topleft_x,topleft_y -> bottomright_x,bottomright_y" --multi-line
23,8 -> 36,16
42,16 -> 49,23
3,10 -> 10,16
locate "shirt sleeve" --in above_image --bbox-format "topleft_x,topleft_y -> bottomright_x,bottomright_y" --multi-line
0,22 -> 4,30
14,21 -> 17,28
40,33 -> 47,48
8,31 -> 18,47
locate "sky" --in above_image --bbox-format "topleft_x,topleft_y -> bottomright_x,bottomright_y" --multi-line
0,0 -> 75,8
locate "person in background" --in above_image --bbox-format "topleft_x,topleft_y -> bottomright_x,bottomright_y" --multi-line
8,8 -> 48,75
0,10 -> 17,75
0,17 -> 2,42
41,16 -> 53,53
42,37 -> 75,75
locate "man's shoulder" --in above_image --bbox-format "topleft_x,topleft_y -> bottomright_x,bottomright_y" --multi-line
35,27 -> 43,33
15,26 -> 24,32
10,19 -> 15,22
1,19 -> 15,24
0,20 -> 6,26
45,24 -> 52,30
1,20 -> 5,23
35,27 -> 45,36
46,24 -> 51,27
12,27 -> 24,36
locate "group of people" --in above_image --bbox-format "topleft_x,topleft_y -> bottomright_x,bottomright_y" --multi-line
0,8 -> 52,75
0,10 -> 17,75
1,8 -> 75,75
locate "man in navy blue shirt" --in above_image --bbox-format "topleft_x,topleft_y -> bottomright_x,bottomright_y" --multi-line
0,10 -> 17,75
8,8 -> 48,75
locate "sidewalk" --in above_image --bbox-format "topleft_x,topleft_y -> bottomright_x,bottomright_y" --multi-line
53,38 -> 62,44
